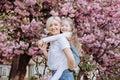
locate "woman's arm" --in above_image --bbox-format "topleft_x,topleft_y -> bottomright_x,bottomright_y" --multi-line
38,32 -> 72,43
38,42 -> 48,60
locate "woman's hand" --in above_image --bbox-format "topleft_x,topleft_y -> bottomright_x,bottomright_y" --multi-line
38,41 -> 47,52
38,41 -> 48,60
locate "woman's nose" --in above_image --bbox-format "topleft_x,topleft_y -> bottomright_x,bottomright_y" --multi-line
49,27 -> 55,31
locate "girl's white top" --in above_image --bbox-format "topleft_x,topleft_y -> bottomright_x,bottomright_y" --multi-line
48,36 -> 70,80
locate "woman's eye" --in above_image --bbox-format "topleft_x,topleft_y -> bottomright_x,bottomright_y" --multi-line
49,24 -> 52,27
62,24 -> 65,26
54,24 -> 58,26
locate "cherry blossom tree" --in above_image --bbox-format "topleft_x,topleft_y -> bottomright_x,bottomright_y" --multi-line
0,0 -> 50,79
74,0 -> 120,79
0,0 -> 120,80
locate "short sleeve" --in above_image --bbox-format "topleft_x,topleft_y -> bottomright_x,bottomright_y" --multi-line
58,36 -> 70,50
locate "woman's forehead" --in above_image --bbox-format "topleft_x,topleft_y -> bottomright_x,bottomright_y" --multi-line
52,19 -> 60,23
49,20 -> 61,27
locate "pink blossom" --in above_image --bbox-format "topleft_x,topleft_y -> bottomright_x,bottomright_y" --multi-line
84,22 -> 90,27
60,7 -> 69,15
0,23 -> 4,28
2,52 -> 8,57
114,54 -> 120,60
115,34 -> 120,40
14,7 -> 29,16
69,13 -> 75,17
98,65 -> 106,72
14,49 -> 24,55
77,0 -> 88,6
28,47 -> 37,56
21,25 -> 30,32
82,34 -> 96,43
19,41 -> 29,49
26,0 -> 37,6
84,26 -> 91,33
10,16 -> 21,22
92,3 -> 102,11
2,59 -> 11,65
0,32 -> 7,41
101,43 -> 107,49
30,19 -> 41,31
102,54 -> 109,65
14,0 -> 25,9
106,38 -> 115,44
0,0 -> 120,78
11,42 -> 21,49
50,10 -> 59,16
60,2 -> 75,16
40,0 -> 51,3
0,43 -> 5,49
93,41 -> 101,48
113,11 -> 120,18
1,46 -> 13,57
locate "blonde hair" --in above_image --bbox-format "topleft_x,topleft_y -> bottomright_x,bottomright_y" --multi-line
62,17 -> 83,57
46,16 -> 61,30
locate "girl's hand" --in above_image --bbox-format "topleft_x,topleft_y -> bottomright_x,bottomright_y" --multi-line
38,41 -> 47,52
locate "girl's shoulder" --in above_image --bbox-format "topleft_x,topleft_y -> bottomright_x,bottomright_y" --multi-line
57,36 -> 67,42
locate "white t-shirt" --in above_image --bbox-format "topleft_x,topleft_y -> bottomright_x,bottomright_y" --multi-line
48,36 -> 70,80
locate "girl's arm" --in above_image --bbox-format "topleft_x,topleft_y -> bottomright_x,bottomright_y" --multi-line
63,48 -> 75,70
58,37 -> 75,70
38,32 -> 72,44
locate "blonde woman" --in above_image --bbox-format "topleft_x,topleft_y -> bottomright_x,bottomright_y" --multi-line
38,16 -> 75,80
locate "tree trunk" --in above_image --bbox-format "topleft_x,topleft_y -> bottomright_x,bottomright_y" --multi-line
77,66 -> 84,80
77,69 -> 82,80
9,54 -> 32,80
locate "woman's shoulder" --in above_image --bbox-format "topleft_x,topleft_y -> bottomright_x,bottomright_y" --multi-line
57,36 -> 70,46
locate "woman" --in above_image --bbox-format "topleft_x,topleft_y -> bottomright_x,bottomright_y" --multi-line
38,16 -> 75,80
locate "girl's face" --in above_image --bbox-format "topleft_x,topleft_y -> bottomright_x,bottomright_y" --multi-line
61,20 -> 72,33
48,20 -> 61,35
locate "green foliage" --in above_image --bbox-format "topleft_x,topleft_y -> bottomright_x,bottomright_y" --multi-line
80,54 -> 97,71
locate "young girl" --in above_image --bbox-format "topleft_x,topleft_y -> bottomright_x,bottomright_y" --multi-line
38,16 -> 75,80
61,17 -> 83,57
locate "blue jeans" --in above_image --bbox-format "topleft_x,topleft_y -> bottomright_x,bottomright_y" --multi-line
52,69 -> 74,80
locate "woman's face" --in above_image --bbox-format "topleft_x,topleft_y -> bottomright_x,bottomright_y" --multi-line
61,20 -> 72,33
48,20 -> 61,35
